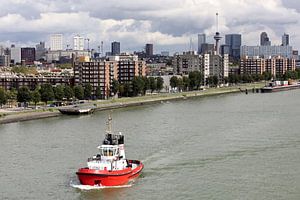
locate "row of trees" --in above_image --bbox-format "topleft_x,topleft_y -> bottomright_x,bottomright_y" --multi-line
111,77 -> 164,97
0,83 -> 101,108
168,69 -> 300,92
170,71 -> 220,91
0,76 -> 164,107
228,69 -> 300,84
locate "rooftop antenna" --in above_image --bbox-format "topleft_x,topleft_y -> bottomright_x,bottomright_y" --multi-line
213,12 -> 222,55
101,41 -> 104,57
106,112 -> 113,134
216,12 -> 219,32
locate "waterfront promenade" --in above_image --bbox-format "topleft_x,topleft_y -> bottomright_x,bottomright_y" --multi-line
0,83 -> 264,124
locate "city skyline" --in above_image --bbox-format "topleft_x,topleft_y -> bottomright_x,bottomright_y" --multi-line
0,0 -> 299,53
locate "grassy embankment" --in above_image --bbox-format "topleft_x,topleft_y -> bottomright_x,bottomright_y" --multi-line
0,82 -> 265,124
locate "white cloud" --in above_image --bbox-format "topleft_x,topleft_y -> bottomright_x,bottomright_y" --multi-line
0,0 -> 299,53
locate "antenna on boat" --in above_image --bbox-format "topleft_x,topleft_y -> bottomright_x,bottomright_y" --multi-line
106,112 -> 113,134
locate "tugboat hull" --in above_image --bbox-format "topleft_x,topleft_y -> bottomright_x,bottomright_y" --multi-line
76,160 -> 143,186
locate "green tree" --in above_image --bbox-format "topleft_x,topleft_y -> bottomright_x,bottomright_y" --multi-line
296,69 -> 300,79
119,84 -> 125,97
170,76 -> 178,89
74,85 -> 84,100
40,84 -> 54,104
123,82 -> 132,97
64,85 -> 74,101
189,71 -> 202,90
54,85 -> 65,101
207,76 -> 213,86
84,83 -> 93,99
262,72 -> 272,81
142,76 -> 150,94
112,79 -> 120,96
224,77 -> 229,84
31,88 -> 41,108
189,72 -> 197,89
177,77 -> 183,92
6,88 -> 17,107
149,77 -> 157,93
156,77 -> 164,92
0,88 -> 7,108
132,76 -> 145,96
284,71 -> 297,80
17,86 -> 31,107
182,76 -> 190,91
212,75 -> 219,86
95,86 -> 102,99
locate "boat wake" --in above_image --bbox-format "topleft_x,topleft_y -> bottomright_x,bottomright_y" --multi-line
70,181 -> 133,190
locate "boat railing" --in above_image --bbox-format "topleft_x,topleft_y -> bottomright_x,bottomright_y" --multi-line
88,154 -> 101,162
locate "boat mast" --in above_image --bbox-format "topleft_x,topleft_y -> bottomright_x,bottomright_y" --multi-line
106,113 -> 113,134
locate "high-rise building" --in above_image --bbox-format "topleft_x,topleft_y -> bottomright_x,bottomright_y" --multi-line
198,34 -> 206,54
172,51 -> 202,75
0,55 -> 10,67
50,34 -> 63,51
260,32 -> 271,46
225,34 -> 242,61
73,35 -> 84,51
201,43 -> 215,55
145,44 -> 153,57
220,45 -> 230,56
10,45 -> 21,64
240,56 -> 296,78
282,33 -> 289,46
111,41 -> 121,56
21,48 -> 36,64
241,45 -> 293,58
74,54 -> 146,98
172,51 -> 229,81
36,42 -> 46,61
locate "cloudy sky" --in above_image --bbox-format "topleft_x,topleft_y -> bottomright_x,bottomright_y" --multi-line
0,0 -> 299,53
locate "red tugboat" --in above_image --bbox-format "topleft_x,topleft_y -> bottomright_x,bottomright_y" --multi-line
76,115 -> 144,186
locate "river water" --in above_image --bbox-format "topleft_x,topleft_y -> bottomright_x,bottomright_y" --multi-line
1,91 -> 300,200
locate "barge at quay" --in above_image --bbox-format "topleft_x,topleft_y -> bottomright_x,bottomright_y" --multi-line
261,80 -> 300,93
58,105 -> 95,115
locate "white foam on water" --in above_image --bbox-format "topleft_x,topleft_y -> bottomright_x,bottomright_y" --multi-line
70,183 -> 132,190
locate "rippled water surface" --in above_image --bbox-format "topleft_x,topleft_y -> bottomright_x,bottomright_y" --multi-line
1,91 -> 300,200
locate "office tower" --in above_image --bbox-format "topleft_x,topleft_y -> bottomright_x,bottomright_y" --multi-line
21,48 -> 36,64
50,34 -> 63,51
201,43 -> 215,55
35,42 -> 46,61
10,45 -> 21,64
73,35 -> 84,50
282,33 -> 289,46
225,34 -> 242,61
198,34 -> 206,54
111,41 -> 121,55
145,44 -> 153,57
220,45 -> 230,55
240,45 -> 293,58
260,32 -> 271,46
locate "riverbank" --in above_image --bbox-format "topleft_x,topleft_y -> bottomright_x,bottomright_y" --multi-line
0,83 -> 264,125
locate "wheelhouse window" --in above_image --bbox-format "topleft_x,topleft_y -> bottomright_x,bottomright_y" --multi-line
100,147 -> 119,157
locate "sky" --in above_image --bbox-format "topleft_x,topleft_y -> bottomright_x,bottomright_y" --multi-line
0,0 -> 299,54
